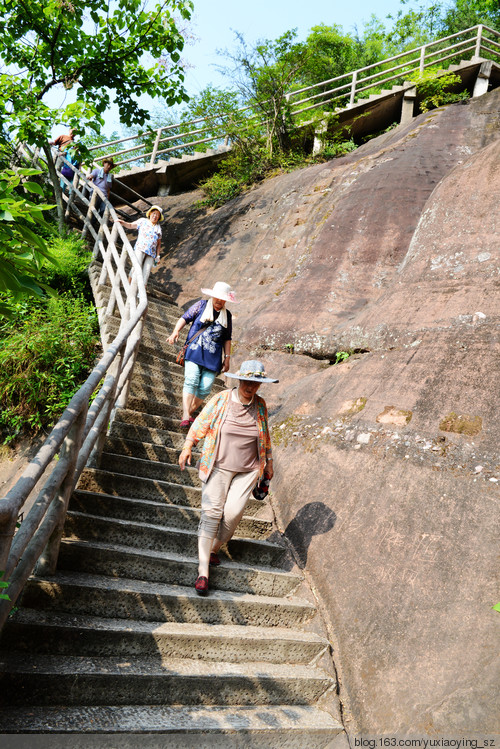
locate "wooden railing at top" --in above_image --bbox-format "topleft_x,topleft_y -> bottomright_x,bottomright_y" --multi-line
89,24 -> 500,169
0,149 -> 149,632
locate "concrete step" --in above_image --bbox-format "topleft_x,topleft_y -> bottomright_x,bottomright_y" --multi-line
111,407 -> 194,434
98,282 -> 180,319
69,490 -> 273,540
0,652 -> 334,707
147,284 -> 175,305
128,378 -> 187,403
3,609 -> 328,664
126,395 -> 184,419
0,704 -> 343,745
103,435 -> 198,464
63,511 -> 285,567
108,312 -> 186,342
77,467 -> 264,516
136,346 -> 193,370
131,360 -> 186,387
104,299 -> 180,331
20,571 -> 316,627
136,342 -> 178,365
127,382 -> 233,412
77,466 -> 203,508
99,452 -> 198,485
108,419 -> 194,449
129,370 -> 225,398
57,539 -> 295,597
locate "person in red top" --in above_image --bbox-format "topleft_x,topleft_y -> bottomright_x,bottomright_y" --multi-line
50,128 -> 76,152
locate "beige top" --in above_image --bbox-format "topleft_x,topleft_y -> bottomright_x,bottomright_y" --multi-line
215,392 -> 260,472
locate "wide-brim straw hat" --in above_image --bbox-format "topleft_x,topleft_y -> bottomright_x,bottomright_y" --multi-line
146,204 -> 164,220
201,281 -> 238,304
102,157 -> 115,169
226,360 -> 279,383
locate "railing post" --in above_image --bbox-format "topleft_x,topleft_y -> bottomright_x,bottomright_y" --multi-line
150,127 -> 163,165
93,205 -> 109,257
34,407 -> 87,576
64,172 -> 79,221
475,25 -> 483,58
86,359 -> 122,469
116,320 -> 144,412
82,189 -> 98,241
0,504 -> 19,581
419,45 -> 426,72
349,71 -> 358,107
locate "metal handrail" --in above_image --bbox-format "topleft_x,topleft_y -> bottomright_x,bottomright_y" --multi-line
89,24 -> 499,168
0,150 -> 149,631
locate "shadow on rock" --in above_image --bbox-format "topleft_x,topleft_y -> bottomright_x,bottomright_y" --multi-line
269,502 -> 337,571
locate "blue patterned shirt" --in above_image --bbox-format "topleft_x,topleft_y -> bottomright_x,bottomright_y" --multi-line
182,299 -> 232,372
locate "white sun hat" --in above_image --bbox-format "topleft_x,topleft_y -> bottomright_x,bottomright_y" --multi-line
200,281 -> 239,303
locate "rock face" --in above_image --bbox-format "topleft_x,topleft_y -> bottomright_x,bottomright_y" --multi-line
153,89 -> 500,734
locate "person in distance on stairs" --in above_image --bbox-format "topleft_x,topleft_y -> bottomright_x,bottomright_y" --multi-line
87,157 -> 115,218
178,360 -> 278,596
118,204 -> 163,286
168,281 -> 237,429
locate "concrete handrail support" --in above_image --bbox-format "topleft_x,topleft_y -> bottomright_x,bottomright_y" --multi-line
0,152 -> 148,632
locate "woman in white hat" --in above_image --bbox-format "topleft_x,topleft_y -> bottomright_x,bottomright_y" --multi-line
167,281 -> 238,428
118,204 -> 163,284
178,359 -> 278,596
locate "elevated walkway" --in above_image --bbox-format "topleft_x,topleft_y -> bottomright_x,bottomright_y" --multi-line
328,56 -> 500,144
109,55 -> 500,200
112,144 -> 231,203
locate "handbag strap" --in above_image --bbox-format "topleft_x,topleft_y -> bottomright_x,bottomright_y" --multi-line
184,319 -> 212,348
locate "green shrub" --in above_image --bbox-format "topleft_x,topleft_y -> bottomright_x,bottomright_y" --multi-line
0,294 -> 98,444
409,68 -> 469,113
38,233 -> 93,296
197,173 -> 243,208
317,138 -> 358,160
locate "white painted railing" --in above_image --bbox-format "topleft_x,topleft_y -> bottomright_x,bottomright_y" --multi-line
0,152 -> 148,631
89,24 -> 500,168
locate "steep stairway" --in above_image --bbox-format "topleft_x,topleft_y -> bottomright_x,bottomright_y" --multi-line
0,279 -> 343,745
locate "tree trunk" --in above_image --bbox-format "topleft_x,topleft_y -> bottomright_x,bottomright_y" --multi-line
41,142 -> 67,235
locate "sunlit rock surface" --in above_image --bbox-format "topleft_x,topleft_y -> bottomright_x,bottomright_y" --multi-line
153,89 -> 500,734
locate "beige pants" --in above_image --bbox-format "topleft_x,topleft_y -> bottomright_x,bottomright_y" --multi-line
134,249 -> 155,284
199,466 -> 260,544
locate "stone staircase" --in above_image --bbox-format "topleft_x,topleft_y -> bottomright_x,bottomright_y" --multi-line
0,278 -> 344,745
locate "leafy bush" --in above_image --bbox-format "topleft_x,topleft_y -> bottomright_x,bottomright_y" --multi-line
0,167 -> 56,317
409,68 -> 469,112
317,138 -> 358,160
197,173 -> 243,209
0,294 -> 98,444
38,233 -> 93,296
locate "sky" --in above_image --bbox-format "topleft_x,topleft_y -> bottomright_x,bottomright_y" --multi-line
50,0 -> 410,137
183,0 -> 406,97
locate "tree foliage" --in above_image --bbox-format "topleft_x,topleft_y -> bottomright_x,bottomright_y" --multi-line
0,168 -> 56,317
218,30 -> 310,155
0,0 -> 193,142
0,0 -> 193,230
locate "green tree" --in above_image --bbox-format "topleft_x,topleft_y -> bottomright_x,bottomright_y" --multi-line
0,0 -> 193,232
298,24 -> 361,101
218,30 -> 309,155
439,0 -> 500,34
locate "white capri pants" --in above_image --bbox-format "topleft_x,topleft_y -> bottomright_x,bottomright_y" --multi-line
134,249 -> 155,285
199,466 -> 260,544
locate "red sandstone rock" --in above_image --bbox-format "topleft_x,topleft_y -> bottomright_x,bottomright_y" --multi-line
154,90 -> 500,734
